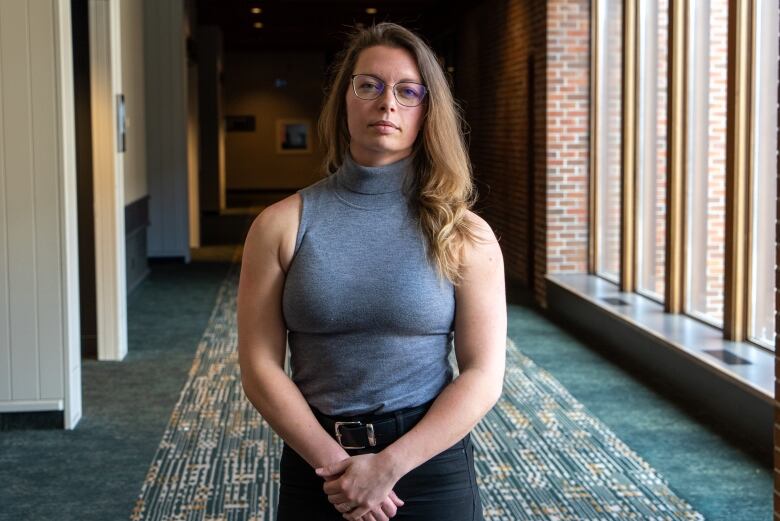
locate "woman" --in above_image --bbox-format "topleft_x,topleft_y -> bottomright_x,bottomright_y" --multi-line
237,22 -> 506,521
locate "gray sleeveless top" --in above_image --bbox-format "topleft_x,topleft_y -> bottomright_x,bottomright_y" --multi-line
281,151 -> 455,416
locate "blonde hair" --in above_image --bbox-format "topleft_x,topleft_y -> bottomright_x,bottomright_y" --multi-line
318,22 -> 479,286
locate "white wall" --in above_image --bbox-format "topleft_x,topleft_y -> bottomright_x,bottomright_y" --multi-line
121,0 -> 148,205
0,0 -> 82,428
144,0 -> 190,258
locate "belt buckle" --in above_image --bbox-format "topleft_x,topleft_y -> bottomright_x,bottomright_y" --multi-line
334,421 -> 376,449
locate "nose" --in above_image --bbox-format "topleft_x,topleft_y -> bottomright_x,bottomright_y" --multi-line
377,86 -> 397,112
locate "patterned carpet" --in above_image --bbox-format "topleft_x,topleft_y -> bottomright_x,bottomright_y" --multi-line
130,268 -> 704,521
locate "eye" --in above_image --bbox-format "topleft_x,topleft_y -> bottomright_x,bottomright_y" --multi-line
359,79 -> 381,91
398,84 -> 423,99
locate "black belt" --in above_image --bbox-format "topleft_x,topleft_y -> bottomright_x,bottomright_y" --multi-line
313,401 -> 433,450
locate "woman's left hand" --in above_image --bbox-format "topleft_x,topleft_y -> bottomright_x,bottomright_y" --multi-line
316,453 -> 404,520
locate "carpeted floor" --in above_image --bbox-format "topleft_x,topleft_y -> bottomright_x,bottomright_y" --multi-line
0,260 -> 233,521
506,295 -> 771,521
129,267 -> 704,520
0,259 -> 771,520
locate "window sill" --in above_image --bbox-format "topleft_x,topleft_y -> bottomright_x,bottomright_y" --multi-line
545,273 -> 773,455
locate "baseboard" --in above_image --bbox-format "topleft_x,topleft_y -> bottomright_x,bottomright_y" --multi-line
0,411 -> 64,431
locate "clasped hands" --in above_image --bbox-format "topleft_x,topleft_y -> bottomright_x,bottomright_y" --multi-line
315,452 -> 405,521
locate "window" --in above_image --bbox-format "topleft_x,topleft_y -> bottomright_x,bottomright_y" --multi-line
595,0 -> 623,283
748,0 -> 778,350
636,0 -> 669,301
685,0 -> 728,327
590,0 -> 777,352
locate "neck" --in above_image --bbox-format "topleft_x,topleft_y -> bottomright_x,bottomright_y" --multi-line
333,150 -> 414,210
339,150 -> 413,194
348,144 -> 413,167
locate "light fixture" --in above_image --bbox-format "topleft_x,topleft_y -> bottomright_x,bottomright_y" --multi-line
366,7 -> 377,14
254,21 -> 263,29
251,7 -> 262,14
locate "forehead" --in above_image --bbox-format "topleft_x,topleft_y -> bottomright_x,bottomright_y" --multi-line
353,45 -> 421,81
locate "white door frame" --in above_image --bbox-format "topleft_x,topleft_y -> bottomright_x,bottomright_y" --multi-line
89,0 -> 127,361
54,0 -> 84,429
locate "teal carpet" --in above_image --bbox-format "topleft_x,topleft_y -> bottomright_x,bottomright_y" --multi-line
0,261 -> 232,521
0,261 -> 770,520
506,294 -> 771,521
131,268 -> 704,520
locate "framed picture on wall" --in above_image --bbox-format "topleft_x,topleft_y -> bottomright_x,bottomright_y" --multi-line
275,118 -> 312,154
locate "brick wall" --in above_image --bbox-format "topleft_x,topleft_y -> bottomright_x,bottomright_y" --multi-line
546,0 -> 590,283
774,4 -> 779,517
456,0 -> 589,307
455,0 -> 538,294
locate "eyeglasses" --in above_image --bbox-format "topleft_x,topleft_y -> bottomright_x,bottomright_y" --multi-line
350,74 -> 428,107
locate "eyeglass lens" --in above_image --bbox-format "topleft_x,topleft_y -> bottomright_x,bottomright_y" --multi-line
352,75 -> 426,106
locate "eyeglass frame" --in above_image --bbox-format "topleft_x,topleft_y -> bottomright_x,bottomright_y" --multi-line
349,74 -> 429,107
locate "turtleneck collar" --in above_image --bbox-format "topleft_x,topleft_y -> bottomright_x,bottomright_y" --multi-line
333,151 -> 415,210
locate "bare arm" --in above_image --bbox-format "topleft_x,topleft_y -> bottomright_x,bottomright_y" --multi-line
239,196 -> 405,521
236,196 -> 348,469
379,211 -> 507,477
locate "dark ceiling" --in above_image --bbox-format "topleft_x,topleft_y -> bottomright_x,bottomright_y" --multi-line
195,0 -> 469,55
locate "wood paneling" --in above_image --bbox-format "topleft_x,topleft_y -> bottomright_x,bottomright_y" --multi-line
0,0 -> 80,425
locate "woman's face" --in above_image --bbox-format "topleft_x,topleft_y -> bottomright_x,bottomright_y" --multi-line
345,45 -> 426,166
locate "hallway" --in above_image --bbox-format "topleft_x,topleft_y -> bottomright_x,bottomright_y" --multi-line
0,257 -> 769,520
0,0 -> 777,518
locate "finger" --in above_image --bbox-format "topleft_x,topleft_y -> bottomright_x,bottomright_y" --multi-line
361,513 -> 377,521
327,493 -> 348,505
380,497 -> 397,518
316,458 -> 350,478
388,490 -> 405,507
344,506 -> 370,520
323,480 -> 344,495
370,507 -> 389,521
335,501 -> 355,513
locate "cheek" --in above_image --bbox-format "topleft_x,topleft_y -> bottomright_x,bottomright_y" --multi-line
407,111 -> 425,140
345,99 -> 360,135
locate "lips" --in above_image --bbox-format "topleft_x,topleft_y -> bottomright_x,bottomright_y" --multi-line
370,121 -> 399,129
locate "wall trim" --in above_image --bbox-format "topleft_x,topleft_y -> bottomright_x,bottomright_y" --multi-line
56,0 -> 83,429
125,196 -> 150,295
0,411 -> 64,431
0,400 -> 64,412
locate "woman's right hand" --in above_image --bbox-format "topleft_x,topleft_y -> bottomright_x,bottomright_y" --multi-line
359,491 -> 404,521
318,453 -> 406,521
320,472 -> 403,520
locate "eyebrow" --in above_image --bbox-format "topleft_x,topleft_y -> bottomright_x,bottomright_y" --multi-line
355,72 -> 423,84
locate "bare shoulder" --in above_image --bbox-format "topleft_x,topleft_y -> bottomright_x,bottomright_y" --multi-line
463,210 -> 496,241
460,210 -> 503,275
463,211 -> 501,254
244,193 -> 301,272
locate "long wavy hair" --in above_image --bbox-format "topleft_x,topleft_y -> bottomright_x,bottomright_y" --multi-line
318,22 -> 479,286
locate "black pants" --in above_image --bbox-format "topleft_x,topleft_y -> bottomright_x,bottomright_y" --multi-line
277,433 -> 484,520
